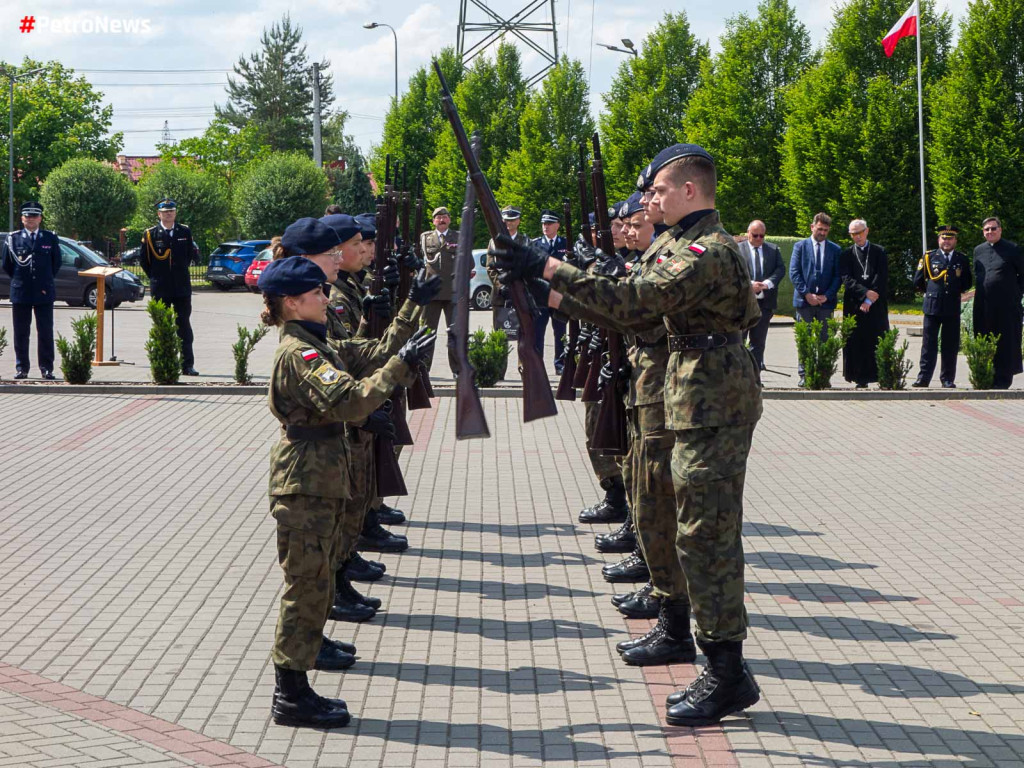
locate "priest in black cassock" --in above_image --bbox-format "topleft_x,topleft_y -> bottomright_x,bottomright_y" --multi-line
840,219 -> 890,388
973,217 -> 1024,389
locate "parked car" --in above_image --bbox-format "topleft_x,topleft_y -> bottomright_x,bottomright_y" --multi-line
0,233 -> 146,308
207,240 -> 271,291
470,249 -> 492,310
244,247 -> 273,292
119,245 -> 142,266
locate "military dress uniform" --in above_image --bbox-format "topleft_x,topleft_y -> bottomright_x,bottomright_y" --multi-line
913,229 -> 972,387
420,210 -> 459,370
2,202 -> 61,378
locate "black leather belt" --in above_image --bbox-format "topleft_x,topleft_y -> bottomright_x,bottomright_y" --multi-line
667,332 -> 743,352
635,336 -> 668,350
285,422 -> 347,441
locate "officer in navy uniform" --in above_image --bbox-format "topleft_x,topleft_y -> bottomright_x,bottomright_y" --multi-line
2,201 -> 61,379
912,225 -> 973,388
532,210 -> 568,372
140,199 -> 200,375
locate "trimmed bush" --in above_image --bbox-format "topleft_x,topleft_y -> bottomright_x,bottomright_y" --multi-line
40,158 -> 136,242
146,300 -> 182,384
233,152 -> 330,239
55,314 -> 97,384
963,332 -> 999,390
765,236 -> 801,317
875,327 -> 912,390
794,315 -> 856,389
468,328 -> 510,388
232,323 -> 270,384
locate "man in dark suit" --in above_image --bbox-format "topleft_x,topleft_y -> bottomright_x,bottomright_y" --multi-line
913,225 -> 972,388
738,220 -> 784,371
140,198 -> 200,375
532,209 -> 568,372
2,201 -> 61,379
789,212 -> 842,386
972,217 -> 1023,388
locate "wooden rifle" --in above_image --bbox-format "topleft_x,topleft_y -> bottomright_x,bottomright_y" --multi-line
589,133 -> 628,455
573,142 -> 599,391
433,59 -> 557,423
400,172 -> 433,410
554,196 -> 578,401
452,132 -> 490,439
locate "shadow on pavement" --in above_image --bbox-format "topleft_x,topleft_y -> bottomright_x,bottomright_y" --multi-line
746,581 -> 921,603
744,522 -> 824,538
377,613 -> 624,641
410,547 -> 602,568
387,575 -> 602,601
747,551 -> 878,571
750,614 -> 955,642
339,662 -> 626,695
404,520 -> 580,538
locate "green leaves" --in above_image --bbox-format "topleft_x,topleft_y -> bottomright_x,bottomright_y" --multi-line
468,328 -> 510,388
963,331 -> 1000,389
146,300 -> 182,385
232,323 -> 271,385
875,327 -> 913,389
233,152 -> 330,239
40,158 -> 136,242
55,313 -> 97,384
794,315 -> 857,388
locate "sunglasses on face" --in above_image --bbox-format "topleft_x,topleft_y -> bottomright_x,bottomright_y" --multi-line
983,226 -> 1000,232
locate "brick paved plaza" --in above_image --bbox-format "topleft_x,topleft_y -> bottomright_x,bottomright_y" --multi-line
0,392 -> 1022,767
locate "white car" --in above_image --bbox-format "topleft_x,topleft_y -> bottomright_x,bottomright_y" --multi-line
469,248 -> 493,311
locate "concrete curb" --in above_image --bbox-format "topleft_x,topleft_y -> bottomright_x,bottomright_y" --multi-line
1,383 -> 1022,401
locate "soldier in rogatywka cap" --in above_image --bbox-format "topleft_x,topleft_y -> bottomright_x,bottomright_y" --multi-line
488,142 -> 764,727
419,205 -> 460,371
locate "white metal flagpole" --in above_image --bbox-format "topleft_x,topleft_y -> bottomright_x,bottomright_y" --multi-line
915,0 -> 928,256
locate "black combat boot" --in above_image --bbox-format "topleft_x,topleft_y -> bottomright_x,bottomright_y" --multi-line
374,502 -> 406,525
357,507 -> 409,553
329,566 -> 377,623
272,666 -> 351,728
665,640 -> 760,726
617,582 -> 662,619
578,477 -> 629,524
616,613 -> 666,653
347,552 -> 385,582
611,585 -> 642,607
621,601 -> 697,666
595,517 -> 637,553
314,636 -> 357,671
338,561 -> 382,610
602,548 -> 650,583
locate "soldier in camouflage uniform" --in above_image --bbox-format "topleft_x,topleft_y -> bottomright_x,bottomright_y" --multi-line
490,143 -> 762,727
258,241 -> 436,729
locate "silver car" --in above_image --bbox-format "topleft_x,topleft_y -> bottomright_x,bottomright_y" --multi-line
469,248 -> 493,310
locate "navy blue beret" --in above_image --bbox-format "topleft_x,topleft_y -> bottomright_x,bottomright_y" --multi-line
319,214 -> 362,245
623,192 -> 644,218
636,143 -> 715,191
282,217 -> 341,255
354,213 -> 377,240
258,256 -> 328,295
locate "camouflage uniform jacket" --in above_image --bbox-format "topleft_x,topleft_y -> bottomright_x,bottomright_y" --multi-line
329,272 -> 367,337
625,244 -> 669,408
267,321 -> 413,499
553,210 -> 763,430
327,289 -> 423,378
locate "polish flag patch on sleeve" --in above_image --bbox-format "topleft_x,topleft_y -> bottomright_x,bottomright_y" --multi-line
301,349 -> 319,361
688,243 -> 707,255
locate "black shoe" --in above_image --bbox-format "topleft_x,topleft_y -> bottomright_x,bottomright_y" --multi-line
855,382 -> 867,389
182,367 -> 200,376
616,614 -> 666,654
621,601 -> 696,665
595,518 -> 636,553
272,667 -> 351,728
41,371 -> 56,380
602,550 -> 649,583
375,503 -> 406,526
13,371 -> 27,380
912,379 -> 928,388
610,587 -> 638,607
357,508 -> 409,553
941,381 -> 956,389
347,552 -> 385,583
336,562 -> 383,611
665,640 -> 760,726
329,595 -> 376,623
617,582 -> 662,620
314,638 -> 356,671
322,636 -> 356,656
579,477 -> 629,524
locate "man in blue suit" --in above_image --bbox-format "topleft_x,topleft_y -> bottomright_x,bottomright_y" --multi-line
532,209 -> 568,372
2,201 -> 62,379
789,212 -> 841,385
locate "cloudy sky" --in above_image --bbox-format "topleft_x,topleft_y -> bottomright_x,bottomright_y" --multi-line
4,0 -> 971,157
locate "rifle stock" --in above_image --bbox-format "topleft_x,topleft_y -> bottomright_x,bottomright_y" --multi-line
580,329 -> 604,403
372,402 -> 408,497
555,196 -> 578,401
433,59 -> 557,423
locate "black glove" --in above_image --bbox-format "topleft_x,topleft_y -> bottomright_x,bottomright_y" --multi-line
359,407 -> 396,440
400,245 -> 424,272
525,278 -> 550,309
593,248 -> 627,278
408,268 -> 441,306
487,234 -> 549,281
382,258 -> 401,289
362,289 -> 392,321
398,326 -> 437,367
572,234 -> 596,268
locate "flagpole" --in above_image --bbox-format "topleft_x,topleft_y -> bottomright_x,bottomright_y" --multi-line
915,0 -> 928,256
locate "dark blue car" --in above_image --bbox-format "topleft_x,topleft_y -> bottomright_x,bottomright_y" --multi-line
206,240 -> 271,291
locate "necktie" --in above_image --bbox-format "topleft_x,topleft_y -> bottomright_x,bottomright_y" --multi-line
815,241 -> 822,273
754,247 -> 763,281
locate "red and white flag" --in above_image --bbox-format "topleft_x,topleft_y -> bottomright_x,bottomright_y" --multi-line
883,0 -> 919,57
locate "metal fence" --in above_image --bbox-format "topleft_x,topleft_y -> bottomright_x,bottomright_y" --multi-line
121,264 -> 210,287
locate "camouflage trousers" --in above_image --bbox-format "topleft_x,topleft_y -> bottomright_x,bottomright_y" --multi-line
584,401 -> 623,483
631,404 -> 688,600
271,494 -> 348,670
672,423 -> 756,644
341,430 -> 376,562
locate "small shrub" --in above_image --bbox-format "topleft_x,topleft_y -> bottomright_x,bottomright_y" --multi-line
0,326 -> 7,362
962,332 -> 999,390
794,315 -> 857,389
55,314 -> 97,384
232,323 -> 270,384
146,300 -> 182,385
960,296 -> 974,338
468,328 -> 510,388
875,328 -> 913,390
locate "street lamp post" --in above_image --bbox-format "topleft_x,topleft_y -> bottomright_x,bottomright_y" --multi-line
5,67 -> 45,231
363,22 -> 398,106
597,39 -> 639,58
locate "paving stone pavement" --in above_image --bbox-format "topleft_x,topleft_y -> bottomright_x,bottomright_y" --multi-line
0,393 -> 1022,767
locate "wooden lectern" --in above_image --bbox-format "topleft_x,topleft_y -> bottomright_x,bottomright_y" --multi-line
78,266 -> 123,366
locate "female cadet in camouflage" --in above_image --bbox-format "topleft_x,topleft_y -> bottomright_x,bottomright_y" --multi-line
490,144 -> 763,728
258,226 -> 436,730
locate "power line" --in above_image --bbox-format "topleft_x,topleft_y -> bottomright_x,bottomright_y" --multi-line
116,127 -> 208,134
78,68 -> 232,74
93,82 -> 227,87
